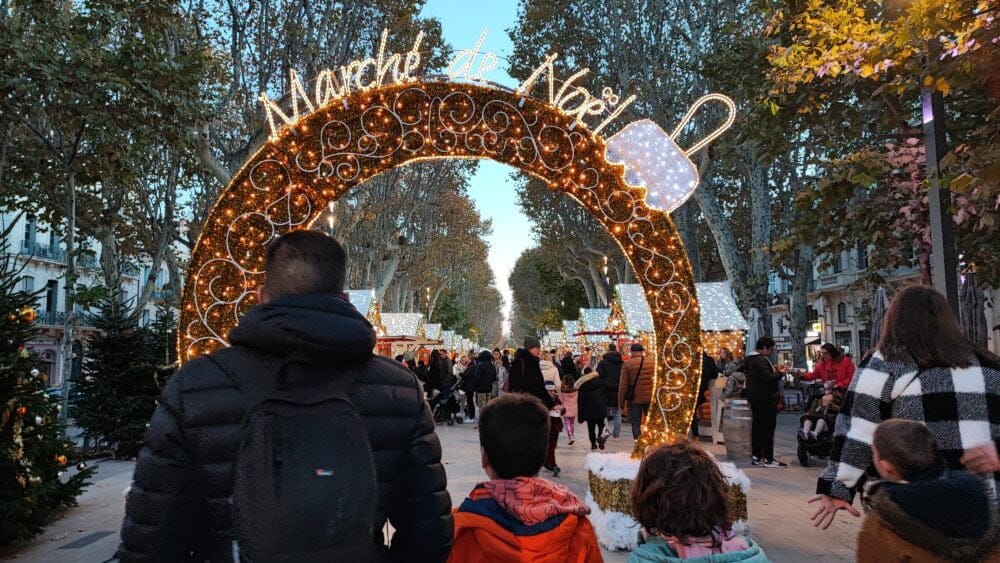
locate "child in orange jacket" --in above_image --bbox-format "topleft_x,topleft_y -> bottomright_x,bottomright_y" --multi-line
448,393 -> 603,563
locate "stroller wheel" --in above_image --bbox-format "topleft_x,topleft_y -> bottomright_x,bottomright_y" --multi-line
797,443 -> 811,467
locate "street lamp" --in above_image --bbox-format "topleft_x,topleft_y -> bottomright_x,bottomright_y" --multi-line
922,87 -> 959,317
601,255 -> 610,307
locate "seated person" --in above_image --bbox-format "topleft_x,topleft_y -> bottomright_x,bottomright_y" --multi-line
448,394 -> 602,563
857,419 -> 1000,562
799,393 -> 840,440
629,438 -> 767,561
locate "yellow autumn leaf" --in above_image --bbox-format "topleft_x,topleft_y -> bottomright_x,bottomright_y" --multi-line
922,74 -> 935,87
934,77 -> 951,95
860,64 -> 874,78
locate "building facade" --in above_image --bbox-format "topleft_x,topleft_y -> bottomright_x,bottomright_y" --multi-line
768,246 -> 999,365
1,211 -> 177,389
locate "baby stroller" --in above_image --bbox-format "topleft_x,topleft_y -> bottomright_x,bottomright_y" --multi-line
796,387 -> 841,467
429,384 -> 465,426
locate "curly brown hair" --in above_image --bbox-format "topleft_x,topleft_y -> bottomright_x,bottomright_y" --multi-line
630,439 -> 733,541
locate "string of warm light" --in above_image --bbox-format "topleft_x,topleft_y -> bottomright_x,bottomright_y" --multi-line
179,80 -> 713,457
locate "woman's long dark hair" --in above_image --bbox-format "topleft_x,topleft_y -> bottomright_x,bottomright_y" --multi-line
821,343 -> 844,361
878,285 -> 999,368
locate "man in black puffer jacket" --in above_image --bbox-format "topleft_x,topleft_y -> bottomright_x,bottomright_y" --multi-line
117,231 -> 452,562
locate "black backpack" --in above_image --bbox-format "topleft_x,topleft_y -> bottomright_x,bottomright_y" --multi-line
229,355 -> 378,562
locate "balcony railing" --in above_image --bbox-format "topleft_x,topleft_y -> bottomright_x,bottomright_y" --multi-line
17,240 -> 99,269
33,310 -> 96,328
20,240 -> 67,262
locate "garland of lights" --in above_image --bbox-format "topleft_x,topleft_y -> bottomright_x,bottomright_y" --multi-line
179,57 -> 733,455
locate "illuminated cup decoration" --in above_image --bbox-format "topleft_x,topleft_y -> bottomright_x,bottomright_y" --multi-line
178,31 -> 734,456
605,95 -> 736,213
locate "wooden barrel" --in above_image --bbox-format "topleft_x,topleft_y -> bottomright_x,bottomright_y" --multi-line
722,399 -> 753,460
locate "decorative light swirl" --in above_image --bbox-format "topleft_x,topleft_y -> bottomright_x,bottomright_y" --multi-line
179,80 -> 703,454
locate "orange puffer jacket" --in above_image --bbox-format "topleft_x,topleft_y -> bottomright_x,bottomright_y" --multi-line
447,478 -> 603,563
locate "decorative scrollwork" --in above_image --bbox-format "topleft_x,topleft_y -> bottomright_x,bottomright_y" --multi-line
179,79 -> 702,448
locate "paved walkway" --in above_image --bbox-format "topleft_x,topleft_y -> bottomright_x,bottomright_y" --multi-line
1,413 -> 860,562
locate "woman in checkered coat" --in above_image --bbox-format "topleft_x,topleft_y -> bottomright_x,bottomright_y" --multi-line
810,285 -> 1000,529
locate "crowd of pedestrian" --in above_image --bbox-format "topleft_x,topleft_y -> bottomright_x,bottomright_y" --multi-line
113,231 -> 1000,563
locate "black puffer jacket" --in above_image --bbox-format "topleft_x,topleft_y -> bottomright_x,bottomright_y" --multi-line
117,293 -> 452,562
742,352 -> 782,403
472,350 -> 497,393
596,351 -> 624,407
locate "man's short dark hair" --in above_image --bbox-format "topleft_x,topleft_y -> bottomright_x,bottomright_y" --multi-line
608,343 -> 617,352
478,394 -> 549,479
264,230 -> 347,299
755,336 -> 776,350
873,419 -> 940,481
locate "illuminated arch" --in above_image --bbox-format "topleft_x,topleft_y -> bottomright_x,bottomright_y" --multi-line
178,80 -> 702,453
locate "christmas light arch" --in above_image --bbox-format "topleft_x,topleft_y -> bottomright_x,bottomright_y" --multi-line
178,79 -> 707,454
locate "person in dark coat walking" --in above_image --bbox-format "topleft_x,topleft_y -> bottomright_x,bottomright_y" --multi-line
575,367 -> 607,450
508,337 -> 555,409
596,344 -> 624,440
473,350 -> 498,417
742,336 -> 787,467
692,352 -> 720,438
116,231 -> 452,562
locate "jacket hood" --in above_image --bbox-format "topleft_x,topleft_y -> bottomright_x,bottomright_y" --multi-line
630,535 -> 768,563
453,478 -> 593,559
228,293 -> 375,363
478,477 -> 589,526
866,470 -> 1000,561
574,371 -> 599,389
478,350 -> 494,364
602,351 -> 623,365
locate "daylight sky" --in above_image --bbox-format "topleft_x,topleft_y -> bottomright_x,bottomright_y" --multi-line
419,0 -> 533,336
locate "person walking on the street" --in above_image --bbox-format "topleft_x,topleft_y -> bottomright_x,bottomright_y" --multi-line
558,370 -> 579,445
811,285 -> 1000,529
742,336 -> 788,468
618,343 -> 655,441
691,352 -> 720,439
459,356 -> 477,421
597,344 -> 624,441
509,337 -> 556,410
543,381 -> 565,476
116,230 -> 452,562
577,367 -> 608,450
473,350 -> 498,419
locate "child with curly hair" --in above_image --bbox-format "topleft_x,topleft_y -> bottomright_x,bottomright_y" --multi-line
629,439 -> 768,562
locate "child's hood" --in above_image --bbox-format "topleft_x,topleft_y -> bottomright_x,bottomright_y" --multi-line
629,535 -> 769,563
478,477 -> 589,525
453,477 -> 595,558
866,469 -> 1000,561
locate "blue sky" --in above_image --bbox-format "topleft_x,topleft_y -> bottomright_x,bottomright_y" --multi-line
419,0 -> 533,335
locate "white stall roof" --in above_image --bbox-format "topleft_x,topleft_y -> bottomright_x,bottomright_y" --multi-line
615,284 -> 654,333
381,313 -> 425,337
695,281 -> 748,332
562,320 -> 580,339
442,330 -> 455,349
614,282 -> 747,333
579,308 -> 612,334
424,323 -> 442,340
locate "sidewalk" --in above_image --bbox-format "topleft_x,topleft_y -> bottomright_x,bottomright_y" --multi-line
2,413 -> 859,562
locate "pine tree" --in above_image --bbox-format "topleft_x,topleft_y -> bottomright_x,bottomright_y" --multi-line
0,222 -> 93,546
71,281 -> 160,459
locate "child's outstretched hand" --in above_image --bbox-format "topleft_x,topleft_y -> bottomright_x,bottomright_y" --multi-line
808,494 -> 860,530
